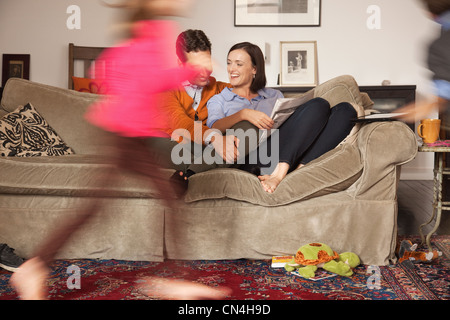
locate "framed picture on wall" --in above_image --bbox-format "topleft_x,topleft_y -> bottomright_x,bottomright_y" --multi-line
235,0 -> 321,27
2,54 -> 30,87
280,41 -> 318,86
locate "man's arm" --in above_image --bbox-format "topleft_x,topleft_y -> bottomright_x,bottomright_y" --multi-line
208,132 -> 240,164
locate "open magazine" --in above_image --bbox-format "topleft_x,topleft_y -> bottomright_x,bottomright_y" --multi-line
352,112 -> 407,123
259,90 -> 314,143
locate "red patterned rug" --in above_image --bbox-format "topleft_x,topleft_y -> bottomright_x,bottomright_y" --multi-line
0,236 -> 448,301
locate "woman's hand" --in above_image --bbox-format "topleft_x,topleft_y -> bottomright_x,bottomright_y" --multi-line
241,109 -> 274,130
211,108 -> 274,133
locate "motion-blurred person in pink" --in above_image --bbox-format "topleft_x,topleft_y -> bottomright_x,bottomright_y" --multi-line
10,0 -> 230,300
396,0 -> 450,122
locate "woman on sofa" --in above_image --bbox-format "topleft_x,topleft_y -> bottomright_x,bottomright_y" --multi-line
206,42 -> 357,193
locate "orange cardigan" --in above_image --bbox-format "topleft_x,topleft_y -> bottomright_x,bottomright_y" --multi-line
162,77 -> 231,144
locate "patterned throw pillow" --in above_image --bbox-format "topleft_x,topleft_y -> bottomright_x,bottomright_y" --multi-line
0,103 -> 75,157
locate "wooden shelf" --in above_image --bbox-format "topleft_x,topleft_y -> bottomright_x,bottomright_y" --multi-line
273,85 -> 416,103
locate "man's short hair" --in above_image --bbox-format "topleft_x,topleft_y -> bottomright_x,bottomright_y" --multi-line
176,29 -> 212,63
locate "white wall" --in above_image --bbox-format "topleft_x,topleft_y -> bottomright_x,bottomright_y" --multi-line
0,0 -> 442,179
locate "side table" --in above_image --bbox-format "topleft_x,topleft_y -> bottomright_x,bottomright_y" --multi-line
417,143 -> 450,251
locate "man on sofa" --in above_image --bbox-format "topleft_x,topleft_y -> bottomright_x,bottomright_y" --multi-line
148,29 -> 238,177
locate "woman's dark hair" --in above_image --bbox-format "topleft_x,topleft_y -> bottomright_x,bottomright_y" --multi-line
228,42 -> 266,93
420,0 -> 450,15
176,29 -> 212,63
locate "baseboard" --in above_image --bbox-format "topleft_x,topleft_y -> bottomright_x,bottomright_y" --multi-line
400,167 -> 433,180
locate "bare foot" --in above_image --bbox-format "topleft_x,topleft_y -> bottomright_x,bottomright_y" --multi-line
258,175 -> 283,193
137,277 -> 232,300
258,162 -> 290,193
10,257 -> 49,300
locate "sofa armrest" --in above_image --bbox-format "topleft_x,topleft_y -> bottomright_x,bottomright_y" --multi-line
349,121 -> 418,199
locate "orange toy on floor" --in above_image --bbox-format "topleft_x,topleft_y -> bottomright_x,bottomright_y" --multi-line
398,240 -> 442,264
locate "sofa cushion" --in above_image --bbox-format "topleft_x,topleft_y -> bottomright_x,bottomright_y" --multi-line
185,143 -> 363,206
0,154 -> 173,198
313,74 -> 368,109
0,103 -> 75,157
1,78 -> 110,155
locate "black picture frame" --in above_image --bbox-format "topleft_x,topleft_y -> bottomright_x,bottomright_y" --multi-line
2,54 -> 30,87
235,0 -> 321,27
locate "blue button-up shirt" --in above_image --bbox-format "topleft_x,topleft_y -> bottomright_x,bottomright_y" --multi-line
206,87 -> 284,128
437,10 -> 450,31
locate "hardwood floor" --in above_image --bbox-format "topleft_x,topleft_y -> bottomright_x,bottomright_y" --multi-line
397,180 -> 450,236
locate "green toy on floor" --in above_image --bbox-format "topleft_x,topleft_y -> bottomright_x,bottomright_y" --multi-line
284,243 -> 360,279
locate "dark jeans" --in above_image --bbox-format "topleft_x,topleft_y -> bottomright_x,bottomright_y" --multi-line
240,97 -> 357,175
142,136 -> 199,173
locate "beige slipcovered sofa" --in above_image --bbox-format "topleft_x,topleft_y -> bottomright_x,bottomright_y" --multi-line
0,75 -> 417,265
